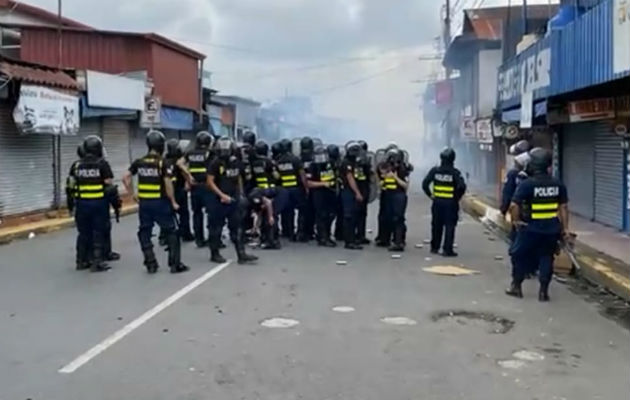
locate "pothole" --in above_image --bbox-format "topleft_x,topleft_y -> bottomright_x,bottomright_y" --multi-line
431,310 -> 515,334
380,316 -> 418,326
260,317 -> 300,328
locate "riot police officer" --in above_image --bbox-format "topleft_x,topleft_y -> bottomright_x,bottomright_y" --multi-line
242,130 -> 256,147
500,140 -> 531,218
247,186 -> 288,250
355,140 -> 372,245
297,136 -> 316,242
70,135 -> 113,272
506,147 -> 570,302
381,149 -> 410,251
308,145 -> 338,247
162,139 -> 194,242
206,137 -> 258,264
252,140 -> 278,190
339,142 -> 365,250
422,148 -> 467,257
327,144 -> 344,241
276,138 -> 307,241
123,130 -> 189,274
185,131 -> 214,248
271,141 -> 283,162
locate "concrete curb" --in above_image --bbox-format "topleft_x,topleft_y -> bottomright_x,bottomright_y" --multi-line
461,195 -> 630,302
0,205 -> 138,245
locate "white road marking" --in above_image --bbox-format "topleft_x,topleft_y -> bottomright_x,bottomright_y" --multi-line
332,306 -> 355,313
260,317 -> 300,328
58,261 -> 233,374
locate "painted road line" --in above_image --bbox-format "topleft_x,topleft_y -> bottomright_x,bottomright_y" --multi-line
58,261 -> 233,374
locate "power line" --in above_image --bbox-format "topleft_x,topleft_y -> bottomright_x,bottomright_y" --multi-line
308,63 -> 408,97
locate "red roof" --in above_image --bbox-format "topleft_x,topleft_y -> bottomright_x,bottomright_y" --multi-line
0,0 -> 91,28
0,59 -> 78,90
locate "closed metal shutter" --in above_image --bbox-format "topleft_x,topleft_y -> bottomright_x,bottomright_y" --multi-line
102,119 -> 131,194
562,123 -> 595,219
594,121 -> 624,229
0,103 -> 55,217
131,127 -> 146,162
59,119 -> 100,203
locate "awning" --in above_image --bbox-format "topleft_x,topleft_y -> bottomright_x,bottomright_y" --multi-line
161,106 -> 193,130
501,100 -> 548,123
80,96 -> 137,118
0,60 -> 78,90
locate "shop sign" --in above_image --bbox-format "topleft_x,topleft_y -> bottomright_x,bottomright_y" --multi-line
140,96 -> 161,128
476,118 -> 493,144
568,98 -> 615,123
616,95 -> 630,118
13,84 -> 79,135
460,118 -> 476,141
498,45 -> 551,104
614,0 -> 630,74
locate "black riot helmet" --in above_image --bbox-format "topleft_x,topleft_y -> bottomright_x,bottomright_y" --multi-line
346,142 -> 361,160
386,148 -> 402,164
242,130 -> 256,146
280,138 -> 292,155
240,143 -> 256,161
83,135 -> 103,158
195,130 -> 213,149
248,187 -> 265,211
165,139 -> 181,158
215,136 -> 233,159
271,142 -> 282,160
76,143 -> 86,159
313,145 -> 328,164
327,144 -> 340,162
526,147 -> 552,176
440,147 -> 456,166
358,140 -> 368,152
300,136 -> 314,155
146,130 -> 166,154
509,139 -> 530,156
255,140 -> 269,157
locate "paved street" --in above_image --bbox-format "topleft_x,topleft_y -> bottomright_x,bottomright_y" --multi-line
1,196 -> 628,400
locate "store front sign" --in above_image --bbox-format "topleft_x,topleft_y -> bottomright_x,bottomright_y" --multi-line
568,98 -> 615,123
614,0 -> 630,74
140,96 -> 161,128
460,118 -> 476,141
476,118 -> 493,144
497,45 -> 551,105
13,84 -> 79,135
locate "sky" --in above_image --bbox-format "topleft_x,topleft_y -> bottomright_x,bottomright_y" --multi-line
23,0 -> 558,149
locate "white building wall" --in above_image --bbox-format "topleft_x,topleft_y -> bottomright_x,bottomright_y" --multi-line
477,49 -> 502,118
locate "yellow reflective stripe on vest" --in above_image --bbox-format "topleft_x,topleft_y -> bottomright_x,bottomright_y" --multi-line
281,175 -> 296,181
79,192 -> 104,199
258,183 -> 270,189
256,177 -> 269,182
531,211 -> 558,220
79,184 -> 104,191
189,167 -> 207,173
138,184 -> 161,191
434,192 -> 454,199
531,203 -> 558,211
433,185 -> 454,192
138,192 -> 162,199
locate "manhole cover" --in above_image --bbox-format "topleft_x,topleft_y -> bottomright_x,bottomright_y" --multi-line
431,310 -> 515,334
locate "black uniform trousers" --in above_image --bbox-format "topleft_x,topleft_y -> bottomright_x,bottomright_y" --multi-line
509,229 -> 558,286
356,181 -> 370,241
297,191 -> 315,240
207,195 -> 242,254
341,187 -> 361,244
75,198 -> 108,265
312,188 -> 336,242
280,187 -> 305,239
190,185 -> 208,243
430,200 -> 458,253
387,190 -> 407,246
138,198 -> 181,267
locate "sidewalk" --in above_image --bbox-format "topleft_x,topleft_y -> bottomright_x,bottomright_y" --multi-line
0,204 -> 138,245
461,193 -> 630,302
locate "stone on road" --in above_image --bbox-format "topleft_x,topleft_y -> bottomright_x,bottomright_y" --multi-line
0,196 -> 628,400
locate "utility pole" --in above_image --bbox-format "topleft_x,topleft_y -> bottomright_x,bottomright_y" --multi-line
522,0 -> 528,36
443,0 -> 453,147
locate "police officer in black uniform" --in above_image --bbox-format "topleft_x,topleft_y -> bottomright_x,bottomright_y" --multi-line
247,186 -> 288,250
185,131 -> 214,248
382,149 -> 410,252
161,139 -> 194,242
339,142 -> 365,250
500,140 -> 531,219
297,136 -> 316,242
276,139 -> 307,241
422,148 -> 467,257
327,144 -> 344,241
252,140 -> 278,190
206,137 -> 258,264
355,140 -> 372,245
69,138 -> 113,272
124,131 -> 189,274
308,145 -> 338,247
271,141 -> 283,162
506,147 -> 570,302
375,152 -> 393,247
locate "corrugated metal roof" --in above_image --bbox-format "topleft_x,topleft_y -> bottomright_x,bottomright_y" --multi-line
0,59 -> 78,90
550,0 -> 630,96
0,0 -> 90,28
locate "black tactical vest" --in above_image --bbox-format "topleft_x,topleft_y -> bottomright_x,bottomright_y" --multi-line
136,155 -> 164,200
75,159 -> 105,200
186,149 -> 210,184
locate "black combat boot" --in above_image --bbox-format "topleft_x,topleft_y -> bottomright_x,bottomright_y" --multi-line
236,243 -> 258,265
442,250 -> 458,257
167,233 -> 189,274
389,226 -> 405,252
106,252 -> 121,261
142,249 -> 159,274
90,260 -> 111,273
210,249 -> 226,264
505,281 -> 523,298
538,283 -> 550,302
76,261 -> 90,271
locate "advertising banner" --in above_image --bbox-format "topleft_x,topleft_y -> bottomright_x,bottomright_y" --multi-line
13,84 -> 79,135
